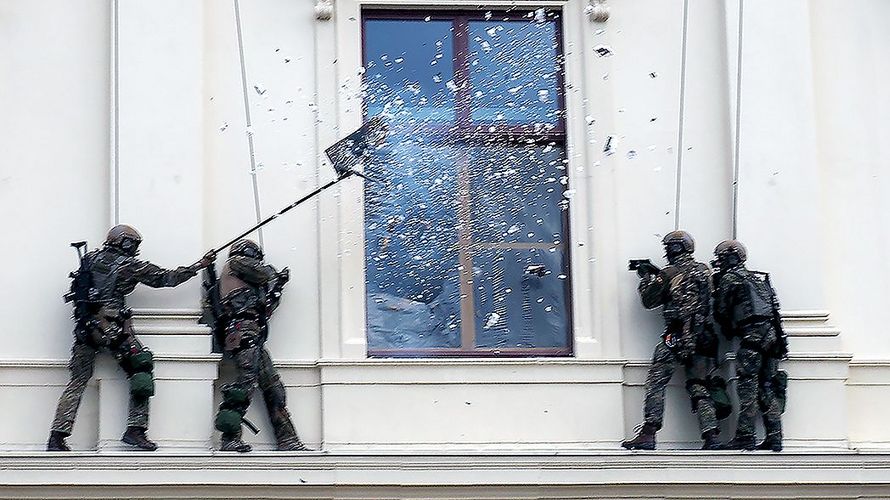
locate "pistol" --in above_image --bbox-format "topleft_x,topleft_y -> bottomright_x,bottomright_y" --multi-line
628,259 -> 660,276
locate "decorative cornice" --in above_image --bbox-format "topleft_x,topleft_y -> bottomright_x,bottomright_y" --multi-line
584,0 -> 609,22
315,0 -> 333,20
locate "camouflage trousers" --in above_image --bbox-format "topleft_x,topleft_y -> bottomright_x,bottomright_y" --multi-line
735,323 -> 783,440
51,338 -> 150,435
223,322 -> 300,446
643,342 -> 718,435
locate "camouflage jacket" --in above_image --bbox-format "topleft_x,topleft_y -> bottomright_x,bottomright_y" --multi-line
87,246 -> 199,310
219,256 -> 285,318
639,253 -> 712,322
638,253 -> 713,359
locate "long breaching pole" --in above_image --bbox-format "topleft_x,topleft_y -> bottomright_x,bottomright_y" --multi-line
211,171 -> 356,256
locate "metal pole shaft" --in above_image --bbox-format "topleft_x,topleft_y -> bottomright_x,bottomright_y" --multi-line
211,174 -> 349,256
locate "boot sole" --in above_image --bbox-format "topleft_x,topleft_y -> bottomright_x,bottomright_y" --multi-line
121,437 -> 158,451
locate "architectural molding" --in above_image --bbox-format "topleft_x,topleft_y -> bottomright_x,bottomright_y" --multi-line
584,0 -> 609,22
315,0 -> 333,20
0,452 -> 889,499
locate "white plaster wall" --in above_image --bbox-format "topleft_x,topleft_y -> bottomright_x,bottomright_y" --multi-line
589,0 -> 734,362
734,0 -> 826,311
0,0 -> 110,359
810,0 -> 890,359
203,0 -> 321,360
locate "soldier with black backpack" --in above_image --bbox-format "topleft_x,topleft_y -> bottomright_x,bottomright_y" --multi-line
48,224 -> 215,451
712,240 -> 788,451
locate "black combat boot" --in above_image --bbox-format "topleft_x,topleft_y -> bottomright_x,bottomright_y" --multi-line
121,426 -> 158,451
757,430 -> 783,452
621,423 -> 657,450
46,431 -> 71,452
700,429 -> 721,450
220,432 -> 252,453
722,434 -> 756,451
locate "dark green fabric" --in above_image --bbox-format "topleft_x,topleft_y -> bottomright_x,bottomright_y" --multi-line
128,350 -> 154,373
708,375 -> 733,420
222,385 -> 249,407
129,371 -> 155,398
215,409 -> 242,433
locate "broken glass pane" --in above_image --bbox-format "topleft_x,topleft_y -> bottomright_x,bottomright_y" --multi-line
468,20 -> 560,125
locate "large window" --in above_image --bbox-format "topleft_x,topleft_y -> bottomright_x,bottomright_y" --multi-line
362,10 -> 572,356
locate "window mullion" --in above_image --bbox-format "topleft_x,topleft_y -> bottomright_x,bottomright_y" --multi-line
453,17 -> 471,130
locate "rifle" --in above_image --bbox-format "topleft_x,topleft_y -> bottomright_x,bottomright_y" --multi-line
200,263 -> 226,353
63,241 -> 102,345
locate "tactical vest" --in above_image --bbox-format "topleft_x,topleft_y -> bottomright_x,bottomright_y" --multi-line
219,261 -> 263,319
730,269 -> 775,324
661,261 -> 711,321
89,249 -> 131,308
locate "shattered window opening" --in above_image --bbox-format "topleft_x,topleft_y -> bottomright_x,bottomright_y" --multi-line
362,10 -> 573,357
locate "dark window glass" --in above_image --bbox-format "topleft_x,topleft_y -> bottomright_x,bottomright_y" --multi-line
363,11 -> 571,357
467,21 -> 561,126
364,19 -> 456,122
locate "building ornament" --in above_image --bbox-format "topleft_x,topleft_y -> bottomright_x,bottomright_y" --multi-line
585,0 -> 609,22
316,0 -> 333,20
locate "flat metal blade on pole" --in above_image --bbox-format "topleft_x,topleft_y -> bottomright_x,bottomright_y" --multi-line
209,117 -> 388,257
324,116 -> 387,181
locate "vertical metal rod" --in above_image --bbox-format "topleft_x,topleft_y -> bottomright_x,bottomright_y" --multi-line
673,0 -> 690,230
112,0 -> 120,225
234,0 -> 264,247
731,0 -> 745,239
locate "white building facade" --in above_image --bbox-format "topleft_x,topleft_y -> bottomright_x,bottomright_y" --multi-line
1,0 -> 889,497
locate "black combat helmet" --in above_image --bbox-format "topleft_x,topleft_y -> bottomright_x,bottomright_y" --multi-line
106,224 -> 142,256
714,239 -> 748,263
662,230 -> 695,253
229,239 -> 263,260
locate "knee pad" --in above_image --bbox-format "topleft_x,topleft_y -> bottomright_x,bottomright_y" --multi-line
215,409 -> 242,434
707,376 -> 733,420
129,371 -> 155,398
221,384 -> 249,411
128,350 -> 154,373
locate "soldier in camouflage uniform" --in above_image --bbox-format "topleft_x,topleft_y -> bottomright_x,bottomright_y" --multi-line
622,231 -> 721,451
712,240 -> 786,451
48,224 -> 215,451
213,239 -> 307,452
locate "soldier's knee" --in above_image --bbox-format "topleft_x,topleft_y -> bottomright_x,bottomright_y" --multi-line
125,349 -> 155,399
735,349 -> 760,379
685,378 -> 709,402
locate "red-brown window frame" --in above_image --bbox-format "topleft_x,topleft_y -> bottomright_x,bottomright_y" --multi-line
362,9 -> 574,358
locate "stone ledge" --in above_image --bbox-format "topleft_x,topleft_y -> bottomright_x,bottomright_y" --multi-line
0,451 -> 888,499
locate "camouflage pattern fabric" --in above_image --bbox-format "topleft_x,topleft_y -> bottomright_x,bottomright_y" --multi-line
638,252 -> 719,435
642,342 -> 718,434
51,334 -> 150,434
216,254 -> 301,447
223,321 -> 301,447
52,245 -> 200,435
86,246 -> 200,310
